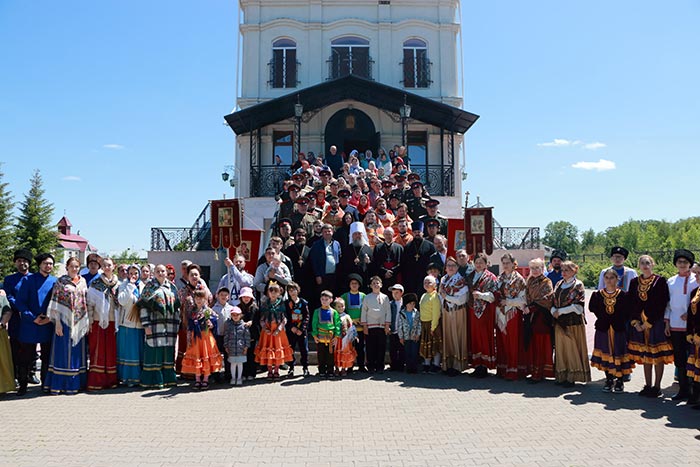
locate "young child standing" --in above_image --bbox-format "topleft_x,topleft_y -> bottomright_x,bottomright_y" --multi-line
341,274 -> 366,372
312,290 -> 340,378
285,282 -> 310,377
397,293 -> 422,373
388,284 -> 405,371
361,276 -> 391,374
224,306 -> 251,386
181,290 -> 223,389
255,281 -> 292,379
333,298 -> 357,376
419,275 -> 442,373
212,287 -> 234,383
238,287 -> 259,381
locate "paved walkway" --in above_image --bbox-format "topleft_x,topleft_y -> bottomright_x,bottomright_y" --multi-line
2,364 -> 699,467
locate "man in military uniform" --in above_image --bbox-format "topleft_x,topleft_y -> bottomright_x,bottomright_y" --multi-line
278,183 -> 300,220
391,174 -> 410,202
418,198 -> 448,235
406,181 -> 429,219
338,189 -> 360,221
290,197 -> 317,238
424,218 -> 440,244
380,179 -> 394,203
314,167 -> 332,192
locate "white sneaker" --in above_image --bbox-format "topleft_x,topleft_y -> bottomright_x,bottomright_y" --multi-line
236,379 -> 243,386
230,378 -> 236,385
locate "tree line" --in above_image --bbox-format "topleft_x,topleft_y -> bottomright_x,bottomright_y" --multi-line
543,218 -> 700,286
0,165 -> 57,277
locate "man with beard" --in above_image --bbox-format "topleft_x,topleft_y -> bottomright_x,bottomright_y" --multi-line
15,253 -> 57,395
394,218 -> 414,247
309,223 -> 342,297
306,219 -> 324,248
545,250 -> 567,286
428,234 -> 448,275
374,198 -> 395,228
338,189 -> 360,221
216,254 -> 254,306
3,249 -> 35,385
418,198 -> 448,235
373,226 -> 403,293
284,228 -> 312,298
290,197 -> 316,237
321,196 -> 344,229
340,222 -> 375,292
401,222 -> 436,295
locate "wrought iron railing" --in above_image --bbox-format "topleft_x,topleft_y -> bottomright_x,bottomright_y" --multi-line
410,164 -> 454,197
268,58 -> 300,89
326,55 -> 374,81
151,227 -> 204,251
400,59 -> 433,88
493,226 -> 541,250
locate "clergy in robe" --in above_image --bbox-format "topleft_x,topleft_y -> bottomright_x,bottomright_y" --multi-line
373,226 -> 403,294
401,221 -> 437,295
339,222 -> 375,293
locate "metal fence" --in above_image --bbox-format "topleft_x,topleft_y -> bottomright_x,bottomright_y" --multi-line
493,226 -> 541,250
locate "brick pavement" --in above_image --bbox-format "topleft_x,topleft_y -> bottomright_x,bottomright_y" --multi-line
2,364 -> 699,467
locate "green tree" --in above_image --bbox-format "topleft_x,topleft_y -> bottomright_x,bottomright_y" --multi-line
0,163 -> 16,276
580,228 -> 596,251
113,249 -> 142,264
15,170 -> 57,258
543,220 -> 580,255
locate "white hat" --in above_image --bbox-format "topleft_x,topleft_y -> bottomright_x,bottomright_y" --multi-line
349,221 -> 369,246
389,284 -> 404,292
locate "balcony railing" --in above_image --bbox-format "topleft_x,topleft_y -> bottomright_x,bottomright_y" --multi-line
400,59 -> 433,88
326,55 -> 374,81
493,226 -> 541,250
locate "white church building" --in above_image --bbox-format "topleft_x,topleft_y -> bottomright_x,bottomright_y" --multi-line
225,0 -> 479,227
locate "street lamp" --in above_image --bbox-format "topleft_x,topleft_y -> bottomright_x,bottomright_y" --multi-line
222,165 -> 238,197
294,98 -> 303,161
399,97 -> 411,147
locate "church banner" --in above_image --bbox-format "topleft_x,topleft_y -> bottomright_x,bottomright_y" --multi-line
227,229 -> 264,275
464,207 -> 494,255
210,199 -> 242,249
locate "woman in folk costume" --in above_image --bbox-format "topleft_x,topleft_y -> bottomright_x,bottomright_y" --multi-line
0,294 -> 15,394
176,264 -> 212,374
182,289 -> 222,389
116,264 -> 145,387
467,252 -> 498,378
524,258 -> 554,382
255,281 -> 293,379
551,261 -> 591,386
627,255 -> 672,398
44,257 -> 89,395
589,268 -> 635,393
86,256 -> 120,390
686,262 -> 700,408
439,257 -> 469,376
138,264 -> 181,389
495,253 -> 528,380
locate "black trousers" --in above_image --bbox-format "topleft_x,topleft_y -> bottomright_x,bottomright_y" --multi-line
287,332 -> 308,369
354,331 -> 366,368
366,328 -> 387,372
389,333 -> 405,371
317,342 -> 333,375
671,331 -> 690,394
243,339 -> 257,377
17,341 -> 51,388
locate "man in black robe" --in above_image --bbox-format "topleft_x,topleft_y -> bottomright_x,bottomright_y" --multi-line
401,221 -> 436,295
373,226 -> 403,294
339,222 -> 374,292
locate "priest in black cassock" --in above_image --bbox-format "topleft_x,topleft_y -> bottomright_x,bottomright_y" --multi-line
373,226 -> 403,294
339,222 -> 375,292
283,228 -> 313,298
401,221 -> 436,295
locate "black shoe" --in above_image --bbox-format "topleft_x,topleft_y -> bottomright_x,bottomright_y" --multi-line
287,368 -> 295,377
622,374 -> 631,382
29,374 -> 41,385
614,379 -> 624,393
358,366 -> 368,373
429,364 -> 440,374
646,386 -> 661,398
603,380 -> 613,393
302,368 -> 310,377
672,392 -> 689,401
422,365 -> 430,374
638,385 -> 651,396
16,386 -> 27,396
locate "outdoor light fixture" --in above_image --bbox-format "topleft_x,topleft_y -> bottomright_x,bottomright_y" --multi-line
294,103 -> 304,118
399,104 -> 411,119
221,172 -> 230,181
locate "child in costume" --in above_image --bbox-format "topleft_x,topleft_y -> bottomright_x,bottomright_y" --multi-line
285,282 -> 310,377
181,290 -> 223,389
224,306 -> 251,386
397,293 -> 422,373
333,298 -> 357,376
212,287 -> 234,383
312,290 -> 340,378
255,281 -> 292,379
341,274 -> 366,372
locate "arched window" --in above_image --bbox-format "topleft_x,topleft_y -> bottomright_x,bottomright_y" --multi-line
328,36 -> 373,80
270,38 -> 298,88
402,38 -> 431,88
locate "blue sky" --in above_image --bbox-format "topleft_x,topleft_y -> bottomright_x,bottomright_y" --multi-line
1,1 -> 698,254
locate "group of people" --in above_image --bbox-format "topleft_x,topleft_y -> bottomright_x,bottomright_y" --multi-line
1,150 -> 699,406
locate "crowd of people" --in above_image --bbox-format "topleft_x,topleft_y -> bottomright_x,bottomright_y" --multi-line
1,146 -> 699,408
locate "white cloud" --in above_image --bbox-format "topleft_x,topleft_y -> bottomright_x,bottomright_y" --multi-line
537,138 -> 573,147
571,159 -> 616,171
103,144 -> 124,150
584,142 -> 607,150
62,175 -> 82,182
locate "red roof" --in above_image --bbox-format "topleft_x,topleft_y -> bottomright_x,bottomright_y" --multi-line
58,233 -> 91,252
57,216 -> 72,228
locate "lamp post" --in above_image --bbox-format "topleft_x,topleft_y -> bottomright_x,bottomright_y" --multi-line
222,165 -> 238,198
294,98 -> 303,162
399,97 -> 411,148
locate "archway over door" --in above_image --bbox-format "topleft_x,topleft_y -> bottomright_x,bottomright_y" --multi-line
324,108 -> 379,159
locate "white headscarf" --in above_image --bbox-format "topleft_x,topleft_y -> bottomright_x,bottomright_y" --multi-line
349,222 -> 369,246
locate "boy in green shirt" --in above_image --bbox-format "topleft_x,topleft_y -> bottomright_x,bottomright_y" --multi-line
312,290 -> 341,378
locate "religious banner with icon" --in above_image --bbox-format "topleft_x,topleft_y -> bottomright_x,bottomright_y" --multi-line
227,229 -> 264,275
211,199 -> 242,249
464,207 -> 494,255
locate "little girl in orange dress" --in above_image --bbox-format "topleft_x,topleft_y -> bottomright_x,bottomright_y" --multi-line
333,298 -> 357,376
181,290 -> 223,389
255,282 -> 293,379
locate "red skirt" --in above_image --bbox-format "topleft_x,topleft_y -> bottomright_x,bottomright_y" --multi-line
255,322 -> 293,366
181,330 -> 223,377
468,305 -> 496,369
496,310 -> 526,380
87,321 -> 118,390
529,333 -> 554,380
334,336 -> 357,369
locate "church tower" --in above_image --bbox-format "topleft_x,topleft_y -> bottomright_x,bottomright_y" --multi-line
226,0 -> 478,224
